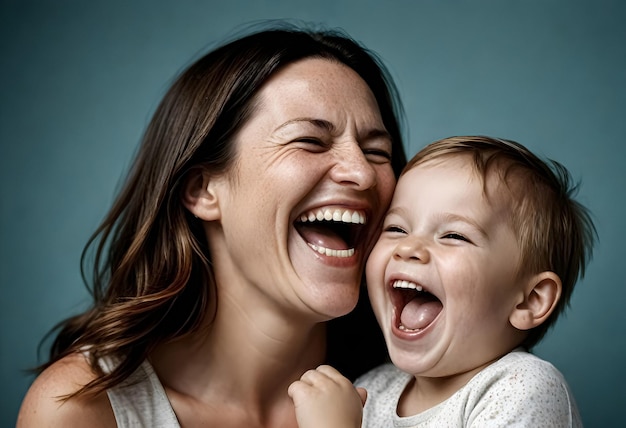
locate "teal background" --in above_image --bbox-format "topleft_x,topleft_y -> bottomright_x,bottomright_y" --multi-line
2,0 -> 624,426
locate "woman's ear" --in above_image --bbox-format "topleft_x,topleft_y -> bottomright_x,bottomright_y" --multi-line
182,168 -> 222,221
509,271 -> 562,331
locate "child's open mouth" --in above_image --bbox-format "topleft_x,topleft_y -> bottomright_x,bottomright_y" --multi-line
390,279 -> 442,332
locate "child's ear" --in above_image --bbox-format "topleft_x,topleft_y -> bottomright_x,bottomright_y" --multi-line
181,168 -> 222,221
509,271 -> 562,331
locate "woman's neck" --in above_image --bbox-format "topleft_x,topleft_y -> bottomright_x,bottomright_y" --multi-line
149,294 -> 326,426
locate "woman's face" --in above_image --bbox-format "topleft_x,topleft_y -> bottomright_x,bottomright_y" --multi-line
209,58 -> 396,322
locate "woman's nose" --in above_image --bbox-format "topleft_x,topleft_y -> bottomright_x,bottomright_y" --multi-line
393,237 -> 430,263
329,142 -> 377,190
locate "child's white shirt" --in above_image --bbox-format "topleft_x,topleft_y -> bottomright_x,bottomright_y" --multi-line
355,348 -> 582,427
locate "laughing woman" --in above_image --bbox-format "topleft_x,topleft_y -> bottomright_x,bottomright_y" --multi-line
17,23 -> 406,427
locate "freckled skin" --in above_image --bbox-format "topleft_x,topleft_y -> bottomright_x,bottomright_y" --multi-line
210,58 -> 396,321
17,57 -> 397,428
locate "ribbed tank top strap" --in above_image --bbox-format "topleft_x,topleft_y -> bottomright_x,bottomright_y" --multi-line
99,357 -> 180,427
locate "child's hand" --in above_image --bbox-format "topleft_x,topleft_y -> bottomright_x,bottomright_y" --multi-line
288,365 -> 366,428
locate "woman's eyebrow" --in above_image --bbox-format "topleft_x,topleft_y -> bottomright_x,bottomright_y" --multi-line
274,118 -> 390,141
273,118 -> 335,133
364,128 -> 392,142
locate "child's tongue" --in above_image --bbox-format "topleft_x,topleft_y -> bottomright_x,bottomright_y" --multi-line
400,295 -> 442,330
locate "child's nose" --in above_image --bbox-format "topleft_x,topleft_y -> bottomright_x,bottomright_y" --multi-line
393,237 -> 430,263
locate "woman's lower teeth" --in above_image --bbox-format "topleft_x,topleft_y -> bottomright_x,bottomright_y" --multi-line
309,243 -> 354,258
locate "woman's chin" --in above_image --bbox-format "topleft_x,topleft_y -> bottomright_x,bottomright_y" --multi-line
304,284 -> 361,321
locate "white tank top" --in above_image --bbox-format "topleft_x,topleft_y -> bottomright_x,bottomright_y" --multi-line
99,357 -> 180,427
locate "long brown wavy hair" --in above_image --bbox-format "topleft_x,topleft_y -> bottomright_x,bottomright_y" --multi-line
39,22 -> 407,398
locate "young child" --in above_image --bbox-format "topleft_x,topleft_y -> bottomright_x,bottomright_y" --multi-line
288,135 -> 595,428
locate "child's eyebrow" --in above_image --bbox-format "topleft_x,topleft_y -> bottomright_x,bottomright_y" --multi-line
384,206 -> 409,219
437,212 -> 489,239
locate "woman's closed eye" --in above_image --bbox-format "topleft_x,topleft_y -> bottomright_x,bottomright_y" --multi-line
362,148 -> 392,163
296,137 -> 328,150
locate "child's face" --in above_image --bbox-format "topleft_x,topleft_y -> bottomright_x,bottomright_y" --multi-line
366,155 -> 528,380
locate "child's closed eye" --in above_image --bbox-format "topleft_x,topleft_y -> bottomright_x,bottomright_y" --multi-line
442,232 -> 471,242
384,225 -> 407,234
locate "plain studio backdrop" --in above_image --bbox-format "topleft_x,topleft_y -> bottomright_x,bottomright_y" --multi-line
1,0 -> 624,426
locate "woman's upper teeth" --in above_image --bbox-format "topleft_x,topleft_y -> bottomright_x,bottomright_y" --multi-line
299,208 -> 366,224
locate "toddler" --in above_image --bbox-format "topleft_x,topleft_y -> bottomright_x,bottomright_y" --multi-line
288,135 -> 595,428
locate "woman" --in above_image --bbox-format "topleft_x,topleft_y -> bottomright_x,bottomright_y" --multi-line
17,23 -> 407,427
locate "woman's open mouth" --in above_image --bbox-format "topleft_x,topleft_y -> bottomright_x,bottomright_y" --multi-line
294,207 -> 366,258
390,279 -> 442,332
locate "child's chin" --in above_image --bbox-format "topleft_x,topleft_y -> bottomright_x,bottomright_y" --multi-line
388,350 -> 427,375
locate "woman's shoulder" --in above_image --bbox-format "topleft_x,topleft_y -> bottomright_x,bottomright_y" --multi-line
17,353 -> 116,428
